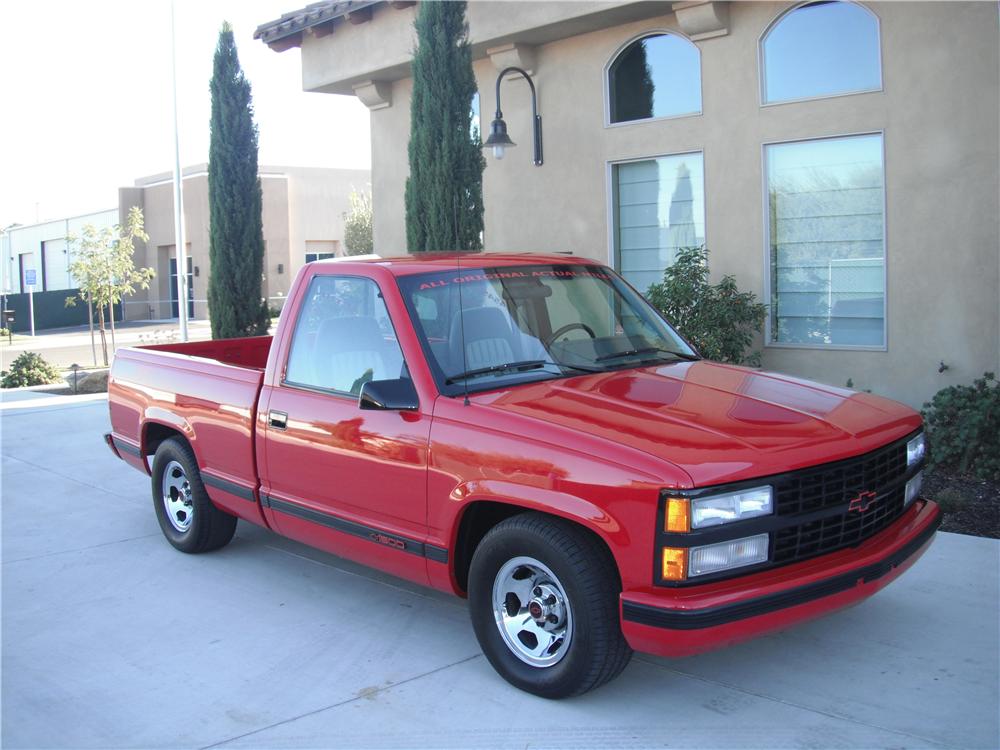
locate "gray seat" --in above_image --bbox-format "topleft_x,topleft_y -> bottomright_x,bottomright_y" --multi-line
312,316 -> 395,393
448,306 -> 521,374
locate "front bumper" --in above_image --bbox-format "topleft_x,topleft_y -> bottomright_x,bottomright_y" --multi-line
620,498 -> 941,657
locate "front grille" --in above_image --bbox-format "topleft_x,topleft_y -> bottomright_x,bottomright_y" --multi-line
774,438 -> 908,516
771,436 -> 912,566
774,486 -> 906,564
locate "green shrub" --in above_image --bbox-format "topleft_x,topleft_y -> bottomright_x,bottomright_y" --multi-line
1,351 -> 64,388
645,246 -> 768,366
0,327 -> 9,338
922,372 -> 1000,480
932,487 -> 970,514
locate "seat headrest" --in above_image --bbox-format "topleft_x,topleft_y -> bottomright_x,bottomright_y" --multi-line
448,306 -> 514,344
316,316 -> 385,354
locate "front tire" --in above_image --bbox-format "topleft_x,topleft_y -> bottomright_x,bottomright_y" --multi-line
468,513 -> 632,698
151,438 -> 237,553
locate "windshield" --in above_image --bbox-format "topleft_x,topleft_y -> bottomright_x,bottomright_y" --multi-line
396,263 -> 698,396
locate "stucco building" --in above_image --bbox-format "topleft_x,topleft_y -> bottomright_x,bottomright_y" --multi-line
2,165 -> 371,326
120,164 -> 371,320
255,0 -> 999,408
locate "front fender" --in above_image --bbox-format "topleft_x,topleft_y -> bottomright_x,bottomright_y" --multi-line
431,478 -> 658,596
453,479 -> 629,548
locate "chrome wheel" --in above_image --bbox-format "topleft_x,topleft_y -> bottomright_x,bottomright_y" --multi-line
161,460 -> 193,533
491,556 -> 573,668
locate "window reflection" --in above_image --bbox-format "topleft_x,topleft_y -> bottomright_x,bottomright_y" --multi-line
613,153 -> 706,293
609,33 -> 701,123
766,134 -> 885,347
762,1 -> 881,104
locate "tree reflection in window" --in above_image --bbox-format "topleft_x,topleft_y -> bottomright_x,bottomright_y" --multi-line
609,33 -> 701,124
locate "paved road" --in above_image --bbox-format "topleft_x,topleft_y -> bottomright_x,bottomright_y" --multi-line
0,320 -> 214,369
2,399 -> 998,749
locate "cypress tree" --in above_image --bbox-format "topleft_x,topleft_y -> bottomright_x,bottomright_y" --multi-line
405,1 -> 484,252
208,22 -> 270,339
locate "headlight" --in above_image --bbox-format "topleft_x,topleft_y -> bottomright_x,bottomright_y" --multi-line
904,471 -> 923,507
907,433 -> 926,467
691,486 -> 773,529
688,534 -> 770,577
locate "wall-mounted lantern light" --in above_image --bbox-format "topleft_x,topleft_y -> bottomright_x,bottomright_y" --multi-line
194,265 -> 200,277
483,66 -> 542,166
277,263 -> 284,274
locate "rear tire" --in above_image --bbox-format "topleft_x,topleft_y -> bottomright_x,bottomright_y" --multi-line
468,513 -> 632,698
151,437 -> 237,553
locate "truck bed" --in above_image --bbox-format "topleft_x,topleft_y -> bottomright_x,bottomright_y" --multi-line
136,335 -> 272,370
107,336 -> 272,522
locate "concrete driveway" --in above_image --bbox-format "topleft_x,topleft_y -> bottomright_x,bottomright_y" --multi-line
2,399 -> 998,749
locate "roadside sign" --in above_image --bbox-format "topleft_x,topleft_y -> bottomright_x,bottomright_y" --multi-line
24,270 -> 36,336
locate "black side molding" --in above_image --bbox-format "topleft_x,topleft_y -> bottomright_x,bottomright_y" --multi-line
202,472 -> 256,503
107,434 -> 142,458
623,508 -> 941,631
263,494 -> 449,564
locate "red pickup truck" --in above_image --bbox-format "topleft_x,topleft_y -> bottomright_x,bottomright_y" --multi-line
106,253 -> 940,698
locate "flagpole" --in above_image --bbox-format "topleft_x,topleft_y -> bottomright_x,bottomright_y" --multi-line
170,0 -> 189,341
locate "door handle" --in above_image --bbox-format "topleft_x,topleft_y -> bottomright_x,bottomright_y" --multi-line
269,411 -> 288,430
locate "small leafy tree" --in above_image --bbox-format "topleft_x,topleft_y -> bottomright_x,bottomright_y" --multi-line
66,206 -> 154,366
343,188 -> 373,256
646,246 -> 767,366
922,372 -> 1000,480
208,21 -> 270,339
1,351 -> 63,388
405,0 -> 484,252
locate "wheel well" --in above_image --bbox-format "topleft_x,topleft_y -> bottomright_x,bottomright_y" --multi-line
143,423 -> 187,457
452,501 -> 618,594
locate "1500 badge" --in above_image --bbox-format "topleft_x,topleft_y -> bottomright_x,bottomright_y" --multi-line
369,532 -> 406,551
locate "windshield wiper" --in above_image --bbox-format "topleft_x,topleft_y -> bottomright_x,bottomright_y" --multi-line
595,346 -> 700,363
445,358 -> 605,385
555,361 -> 604,374
445,360 -> 553,385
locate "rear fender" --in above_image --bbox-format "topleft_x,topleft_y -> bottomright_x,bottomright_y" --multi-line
140,410 -> 195,472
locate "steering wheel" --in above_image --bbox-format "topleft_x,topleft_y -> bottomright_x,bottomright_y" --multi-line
544,323 -> 597,347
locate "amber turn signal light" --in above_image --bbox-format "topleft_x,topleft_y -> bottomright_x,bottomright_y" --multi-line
661,547 -> 688,581
665,497 -> 690,532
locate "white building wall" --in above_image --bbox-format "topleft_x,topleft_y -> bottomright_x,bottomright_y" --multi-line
2,209 -> 118,295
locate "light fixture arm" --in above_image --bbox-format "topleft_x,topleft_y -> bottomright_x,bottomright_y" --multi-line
494,66 -> 543,166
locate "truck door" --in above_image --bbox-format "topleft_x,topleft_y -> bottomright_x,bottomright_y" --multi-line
258,273 -> 434,584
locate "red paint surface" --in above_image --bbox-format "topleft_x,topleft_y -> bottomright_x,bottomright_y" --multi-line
107,254 -> 937,655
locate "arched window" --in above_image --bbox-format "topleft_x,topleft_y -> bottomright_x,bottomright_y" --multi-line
761,1 -> 881,104
608,33 -> 701,124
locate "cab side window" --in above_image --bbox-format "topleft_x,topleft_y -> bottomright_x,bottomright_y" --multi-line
285,276 -> 405,395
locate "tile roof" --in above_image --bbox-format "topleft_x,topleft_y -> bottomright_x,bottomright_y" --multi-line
254,0 -> 380,44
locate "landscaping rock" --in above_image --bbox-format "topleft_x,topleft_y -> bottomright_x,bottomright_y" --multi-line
66,369 -> 108,394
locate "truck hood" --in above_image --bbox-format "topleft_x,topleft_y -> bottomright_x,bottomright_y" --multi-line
471,361 -> 921,487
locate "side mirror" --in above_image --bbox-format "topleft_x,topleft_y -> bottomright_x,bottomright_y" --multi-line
359,378 -> 419,411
